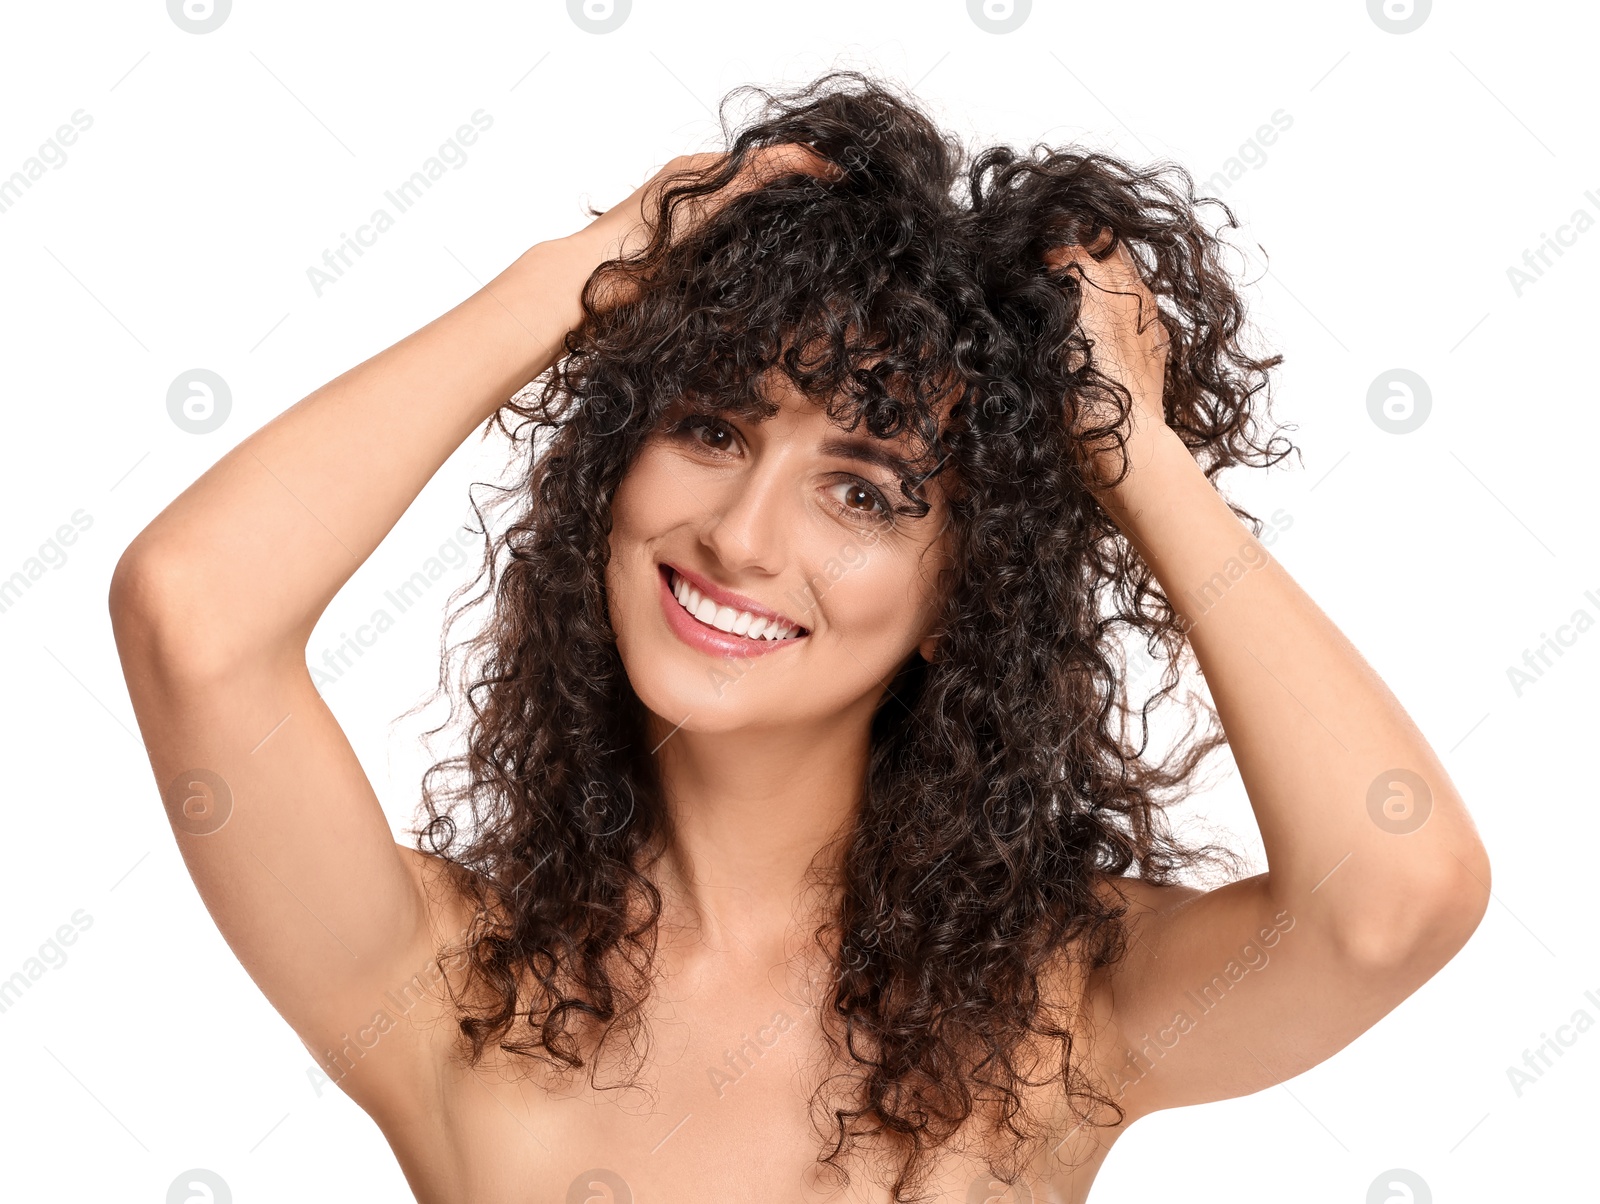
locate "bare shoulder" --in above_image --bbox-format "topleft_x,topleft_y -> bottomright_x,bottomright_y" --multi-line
395,841 -> 483,938
311,845 -> 487,1121
1087,871 -> 1205,917
390,842 -> 495,1018
1065,873 -> 1211,1127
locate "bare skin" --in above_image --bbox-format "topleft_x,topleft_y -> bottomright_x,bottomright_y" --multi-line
109,144 -> 1492,1203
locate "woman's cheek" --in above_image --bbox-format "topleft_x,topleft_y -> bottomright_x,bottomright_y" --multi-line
605,471 -> 660,650
824,547 -> 936,654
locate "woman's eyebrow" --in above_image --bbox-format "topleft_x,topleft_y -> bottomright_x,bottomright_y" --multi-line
817,435 -> 916,476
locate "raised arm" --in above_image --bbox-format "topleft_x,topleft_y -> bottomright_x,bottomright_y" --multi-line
107,232 -> 604,1101
108,143 -> 842,1109
1054,242 -> 1493,1120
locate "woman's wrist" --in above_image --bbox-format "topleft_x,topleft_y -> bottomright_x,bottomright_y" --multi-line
1090,425 -> 1203,534
478,236 -> 608,382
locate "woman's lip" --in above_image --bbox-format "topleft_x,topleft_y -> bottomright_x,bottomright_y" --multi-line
656,565 -> 809,659
660,562 -> 808,633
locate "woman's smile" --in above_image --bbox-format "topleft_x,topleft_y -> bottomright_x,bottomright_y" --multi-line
657,562 -> 810,657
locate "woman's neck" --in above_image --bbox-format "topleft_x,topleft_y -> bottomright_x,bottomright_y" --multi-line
642,706 -> 874,961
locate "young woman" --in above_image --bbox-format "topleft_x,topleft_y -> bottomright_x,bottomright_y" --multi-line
111,73 -> 1491,1203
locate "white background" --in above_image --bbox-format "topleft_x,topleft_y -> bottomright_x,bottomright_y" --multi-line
1,1 -> 1595,1201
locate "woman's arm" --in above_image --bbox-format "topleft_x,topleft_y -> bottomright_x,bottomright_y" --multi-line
1059,243 -> 1492,1119
112,143 -> 828,663
116,237 -> 595,659
108,143 -> 839,1110
107,234 -> 605,1105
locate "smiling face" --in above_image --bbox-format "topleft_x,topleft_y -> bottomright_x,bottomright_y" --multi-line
605,371 -> 954,739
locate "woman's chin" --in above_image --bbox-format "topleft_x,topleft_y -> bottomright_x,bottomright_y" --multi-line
628,670 -> 789,736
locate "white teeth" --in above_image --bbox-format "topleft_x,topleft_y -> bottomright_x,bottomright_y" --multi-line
668,571 -> 801,641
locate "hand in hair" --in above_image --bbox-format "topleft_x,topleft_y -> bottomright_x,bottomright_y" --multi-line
573,142 -> 843,312
1045,234 -> 1175,492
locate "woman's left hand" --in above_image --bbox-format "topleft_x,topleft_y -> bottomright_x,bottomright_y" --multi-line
1045,237 -> 1173,491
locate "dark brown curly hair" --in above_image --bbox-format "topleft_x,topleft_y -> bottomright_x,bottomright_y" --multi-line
409,69 -> 1296,1202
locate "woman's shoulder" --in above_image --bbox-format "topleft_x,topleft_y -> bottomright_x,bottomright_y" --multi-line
1056,873 -> 1212,1108
398,842 -> 483,933
1075,870 -> 1208,1013
1088,870 -> 1206,913
1039,873 -> 1198,1041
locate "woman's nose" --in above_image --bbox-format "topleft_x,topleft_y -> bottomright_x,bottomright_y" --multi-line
698,462 -> 790,574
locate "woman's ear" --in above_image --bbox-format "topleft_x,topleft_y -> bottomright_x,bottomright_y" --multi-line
918,629 -> 941,663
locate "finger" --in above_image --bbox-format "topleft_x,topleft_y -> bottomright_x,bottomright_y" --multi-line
671,143 -> 840,237
755,141 -> 845,182
733,143 -> 845,200
1047,240 -> 1165,335
1047,239 -> 1141,288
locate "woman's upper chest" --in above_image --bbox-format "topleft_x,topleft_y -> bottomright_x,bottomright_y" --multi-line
387,980 -> 1123,1204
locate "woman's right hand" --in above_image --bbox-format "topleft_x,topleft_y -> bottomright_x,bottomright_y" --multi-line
564,142 -> 844,309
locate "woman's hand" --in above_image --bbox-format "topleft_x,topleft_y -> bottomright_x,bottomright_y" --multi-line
567,143 -> 843,310
1045,236 -> 1174,492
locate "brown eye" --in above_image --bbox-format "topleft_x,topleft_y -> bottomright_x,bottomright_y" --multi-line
830,480 -> 891,524
843,484 -> 880,511
698,421 -> 732,450
675,414 -> 736,452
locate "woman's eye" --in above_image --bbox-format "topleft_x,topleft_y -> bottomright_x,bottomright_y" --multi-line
680,415 -> 735,451
834,480 -> 891,520
843,484 -> 878,510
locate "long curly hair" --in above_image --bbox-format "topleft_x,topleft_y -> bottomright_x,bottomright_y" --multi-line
410,69 -> 1296,1201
